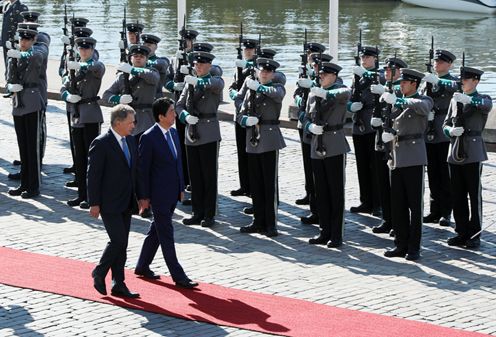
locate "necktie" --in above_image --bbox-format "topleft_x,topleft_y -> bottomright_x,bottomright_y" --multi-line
165,131 -> 177,159
121,137 -> 131,166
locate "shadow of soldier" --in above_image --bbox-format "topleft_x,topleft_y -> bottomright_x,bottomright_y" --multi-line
0,304 -> 43,337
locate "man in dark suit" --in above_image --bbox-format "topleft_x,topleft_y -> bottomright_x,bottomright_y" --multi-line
87,104 -> 142,298
134,97 -> 198,289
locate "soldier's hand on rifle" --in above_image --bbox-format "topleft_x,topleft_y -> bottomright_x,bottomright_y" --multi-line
380,92 -> 397,105
382,132 -> 395,143
235,59 -> 247,68
370,84 -> 385,95
7,83 -> 23,93
352,65 -> 367,77
117,63 -> 133,74
185,114 -> 199,125
371,117 -> 383,128
118,40 -> 125,50
245,116 -> 259,127
173,82 -> 185,91
60,35 -> 70,45
423,73 -> 439,85
453,92 -> 471,104
246,79 -> 261,92
308,123 -> 324,135
175,50 -> 183,59
428,110 -> 435,121
180,65 -> 190,75
185,75 -> 199,87
5,41 -> 14,49
449,126 -> 464,137
119,94 -> 133,104
67,61 -> 81,71
349,102 -> 363,112
66,93 -> 82,104
7,49 -> 21,59
311,87 -> 327,99
297,78 -> 313,89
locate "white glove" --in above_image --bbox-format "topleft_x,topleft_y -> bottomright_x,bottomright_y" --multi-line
298,65 -> 305,76
308,123 -> 324,135
380,92 -> 397,105
246,79 -> 261,92
297,78 -> 313,89
7,83 -> 23,92
5,40 -> 14,49
119,94 -> 133,104
67,61 -> 81,71
118,40 -> 125,50
235,59 -> 247,68
350,102 -> 363,112
453,92 -> 472,104
371,117 -> 383,128
352,65 -> 367,77
66,94 -> 82,104
117,63 -> 133,74
370,84 -> 385,95
180,65 -> 190,75
61,35 -> 71,45
311,87 -> 327,99
173,82 -> 185,91
382,132 -> 395,143
185,115 -> 199,125
7,49 -> 21,59
449,126 -> 464,137
423,73 -> 439,85
175,50 -> 184,59
184,75 -> 199,86
428,110 -> 435,121
245,116 -> 259,127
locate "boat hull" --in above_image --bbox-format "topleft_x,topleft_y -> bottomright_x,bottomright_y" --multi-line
402,0 -> 496,14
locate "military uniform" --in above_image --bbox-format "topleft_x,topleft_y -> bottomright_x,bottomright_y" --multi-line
61,37 -> 105,208
6,28 -> 43,199
1,0 -> 28,68
237,58 -> 286,237
141,34 -> 171,99
381,69 -> 433,261
176,51 -> 224,227
443,66 -> 492,249
303,62 -> 351,247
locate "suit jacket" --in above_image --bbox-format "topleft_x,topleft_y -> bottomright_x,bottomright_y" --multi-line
138,124 -> 184,214
87,129 -> 141,213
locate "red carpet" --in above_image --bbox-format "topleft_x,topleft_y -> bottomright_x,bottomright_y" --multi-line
0,246 -> 489,337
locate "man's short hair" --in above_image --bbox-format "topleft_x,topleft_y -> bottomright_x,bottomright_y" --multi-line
152,97 -> 175,122
110,104 -> 135,126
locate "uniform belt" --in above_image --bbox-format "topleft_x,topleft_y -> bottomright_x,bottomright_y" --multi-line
259,120 -> 280,125
397,133 -> 423,142
323,124 -> 343,132
131,103 -> 153,110
465,130 -> 482,137
23,83 -> 38,88
198,113 -> 217,119
78,96 -> 100,104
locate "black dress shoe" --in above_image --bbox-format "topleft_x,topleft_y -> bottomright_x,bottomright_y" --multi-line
65,180 -> 78,188
447,235 -> 467,247
140,208 -> 152,218
21,190 -> 39,199
384,248 -> 407,258
327,239 -> 343,248
182,216 -> 202,226
182,198 -> 192,206
8,187 -> 25,196
201,218 -> 215,228
111,284 -> 140,298
243,206 -> 254,215
63,166 -> 75,174
309,235 -> 329,245
79,201 -> 90,209
439,217 -> 450,227
240,224 -> 262,233
372,223 -> 392,234
230,188 -> 247,197
465,237 -> 480,249
13,159 -> 21,166
405,251 -> 420,261
295,195 -> 309,205
300,214 -> 319,225
7,172 -> 21,180
265,227 -> 278,237
135,268 -> 160,280
92,271 -> 107,295
423,213 -> 440,223
350,204 -> 372,214
175,278 -> 199,289
67,197 -> 84,207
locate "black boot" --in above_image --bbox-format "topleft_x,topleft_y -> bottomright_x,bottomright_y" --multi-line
295,195 -> 309,205
300,214 -> 319,225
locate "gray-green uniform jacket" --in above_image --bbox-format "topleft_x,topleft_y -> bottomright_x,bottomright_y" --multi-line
237,81 -> 286,154
34,32 -> 50,106
443,91 -> 493,165
102,66 -> 160,135
61,59 -> 105,127
303,83 -> 351,159
176,74 -> 224,146
147,54 -> 170,99
388,93 -> 433,169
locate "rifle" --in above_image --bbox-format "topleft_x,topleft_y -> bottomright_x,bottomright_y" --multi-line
425,36 -> 436,141
182,16 -> 199,143
248,34 -> 261,147
452,52 -> 467,163
383,53 -> 398,162
372,46 -> 384,151
351,29 -> 365,132
119,7 -> 131,94
4,34 -> 24,107
235,22 -> 244,90
68,14 -> 80,119
299,29 -> 311,115
134,20 -> 141,43
315,52 -> 326,157
59,4 -> 69,77
173,14 -> 188,86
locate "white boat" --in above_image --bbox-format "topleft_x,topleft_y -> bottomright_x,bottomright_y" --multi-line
401,0 -> 496,14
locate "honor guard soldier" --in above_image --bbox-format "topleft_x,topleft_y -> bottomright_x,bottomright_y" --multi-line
126,21 -> 144,45
61,36 -> 105,209
192,42 -> 223,77
237,58 -> 286,237
257,47 -> 286,85
369,56 -> 407,235
177,51 -> 224,228
422,49 -> 458,227
1,0 -> 28,68
6,28 -> 43,199
348,46 -> 383,216
380,68 -> 433,261
103,44 -> 160,139
141,33 -> 170,99
303,62 -> 351,248
229,38 -> 258,198
443,66 -> 492,249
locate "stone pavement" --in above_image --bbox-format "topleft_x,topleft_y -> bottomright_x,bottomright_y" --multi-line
0,100 -> 495,336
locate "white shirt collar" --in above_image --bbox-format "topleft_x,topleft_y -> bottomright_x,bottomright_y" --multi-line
110,127 -> 125,147
156,122 -> 171,134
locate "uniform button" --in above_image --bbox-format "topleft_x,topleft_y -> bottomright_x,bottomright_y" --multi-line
412,141 -> 416,144
408,115 -> 412,118
473,138 -> 476,142
207,120 -> 210,123
201,96 -> 205,99
263,103 -> 266,106
269,128 -> 272,131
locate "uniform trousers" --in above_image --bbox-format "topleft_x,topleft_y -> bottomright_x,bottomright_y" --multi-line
426,142 -> 452,218
72,123 -> 100,200
374,151 -> 392,226
235,122 -> 250,193
353,132 -> 379,209
14,111 -> 40,192
66,108 -> 76,169
39,108 -> 47,164
312,154 -> 345,242
186,141 -> 219,219
449,162 -> 483,239
248,150 -> 278,230
298,128 -> 318,214
390,165 -> 424,253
